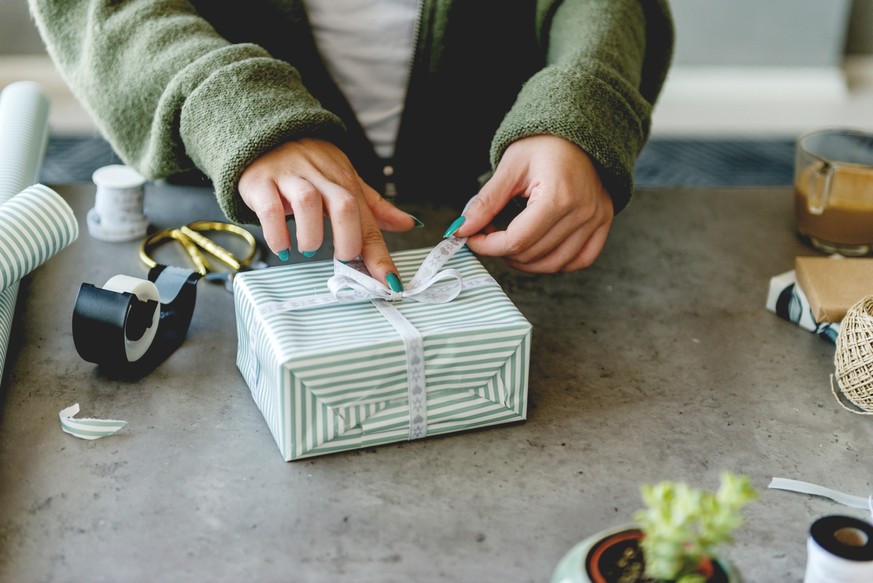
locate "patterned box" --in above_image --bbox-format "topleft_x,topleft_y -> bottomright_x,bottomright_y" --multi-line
234,239 -> 532,461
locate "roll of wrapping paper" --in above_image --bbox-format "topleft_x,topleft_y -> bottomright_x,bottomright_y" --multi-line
0,82 -> 73,380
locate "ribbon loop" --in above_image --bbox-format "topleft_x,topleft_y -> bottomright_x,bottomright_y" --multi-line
326,236 -> 468,305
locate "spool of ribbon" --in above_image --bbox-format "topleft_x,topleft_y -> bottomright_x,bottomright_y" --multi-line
805,516 -> 873,583
253,236 -> 496,440
72,265 -> 201,378
87,164 -> 149,242
769,478 -> 873,582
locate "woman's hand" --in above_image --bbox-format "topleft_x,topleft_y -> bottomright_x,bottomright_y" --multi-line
238,138 -> 415,289
456,135 -> 614,273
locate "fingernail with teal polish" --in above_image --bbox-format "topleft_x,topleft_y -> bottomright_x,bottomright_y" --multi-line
443,216 -> 466,238
277,249 -> 290,261
386,272 -> 404,293
408,214 -> 425,229
302,250 -> 317,257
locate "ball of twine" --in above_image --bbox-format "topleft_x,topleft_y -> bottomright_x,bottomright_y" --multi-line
834,295 -> 873,414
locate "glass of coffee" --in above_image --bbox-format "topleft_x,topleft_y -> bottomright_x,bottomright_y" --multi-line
795,128 -> 873,256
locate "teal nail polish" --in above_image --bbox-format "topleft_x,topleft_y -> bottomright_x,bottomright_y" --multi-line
277,249 -> 290,261
443,216 -> 466,238
408,214 -> 425,229
302,250 -> 316,257
386,273 -> 404,293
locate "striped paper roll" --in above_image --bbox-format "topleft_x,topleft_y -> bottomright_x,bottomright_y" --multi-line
0,82 -> 49,203
235,246 -> 532,461
0,82 -> 58,380
0,184 -> 79,291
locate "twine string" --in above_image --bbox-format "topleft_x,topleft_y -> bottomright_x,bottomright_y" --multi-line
833,295 -> 873,414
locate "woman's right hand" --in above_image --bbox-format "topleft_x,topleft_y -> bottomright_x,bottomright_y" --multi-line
238,138 -> 415,290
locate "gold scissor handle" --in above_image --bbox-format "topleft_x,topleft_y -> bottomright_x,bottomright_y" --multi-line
139,221 -> 258,275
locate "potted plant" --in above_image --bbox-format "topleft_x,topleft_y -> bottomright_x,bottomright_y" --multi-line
551,472 -> 757,583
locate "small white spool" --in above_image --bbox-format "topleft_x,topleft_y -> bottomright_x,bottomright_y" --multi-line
87,164 -> 149,242
804,515 -> 873,583
101,274 -> 160,363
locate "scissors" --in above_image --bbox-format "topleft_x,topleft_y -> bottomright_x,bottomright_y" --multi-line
139,220 -> 260,277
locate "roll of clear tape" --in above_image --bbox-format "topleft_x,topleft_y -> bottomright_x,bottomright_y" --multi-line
87,164 -> 149,242
73,265 -> 202,378
805,515 -> 873,583
100,275 -> 160,363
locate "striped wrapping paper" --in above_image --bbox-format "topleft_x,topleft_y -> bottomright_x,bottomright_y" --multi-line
0,82 -> 78,380
235,245 -> 532,461
0,184 -> 79,291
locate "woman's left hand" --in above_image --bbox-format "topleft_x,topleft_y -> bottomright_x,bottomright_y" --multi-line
455,135 -> 614,274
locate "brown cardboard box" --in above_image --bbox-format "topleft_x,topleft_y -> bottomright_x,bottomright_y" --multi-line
795,257 -> 873,323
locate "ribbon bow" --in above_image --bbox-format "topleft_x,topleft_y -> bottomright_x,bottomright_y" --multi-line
258,236 -> 474,317
327,241 -> 466,305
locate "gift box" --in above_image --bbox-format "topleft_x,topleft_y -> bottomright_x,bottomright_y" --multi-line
234,238 -> 532,461
795,256 -> 873,323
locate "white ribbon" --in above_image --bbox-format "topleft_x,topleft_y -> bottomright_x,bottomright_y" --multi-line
256,236 -> 496,440
769,477 -> 873,520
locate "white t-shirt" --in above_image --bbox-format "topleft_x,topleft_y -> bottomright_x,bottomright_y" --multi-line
304,0 -> 420,159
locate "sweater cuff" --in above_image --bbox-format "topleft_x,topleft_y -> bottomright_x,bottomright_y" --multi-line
179,57 -> 345,224
490,62 -> 651,214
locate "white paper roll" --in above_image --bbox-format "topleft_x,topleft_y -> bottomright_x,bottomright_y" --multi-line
101,275 -> 161,362
0,81 -> 49,203
804,515 -> 873,583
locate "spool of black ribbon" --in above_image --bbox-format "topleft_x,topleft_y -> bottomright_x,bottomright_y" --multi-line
72,265 -> 201,378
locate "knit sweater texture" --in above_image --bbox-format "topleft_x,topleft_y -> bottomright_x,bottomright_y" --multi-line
29,0 -> 674,223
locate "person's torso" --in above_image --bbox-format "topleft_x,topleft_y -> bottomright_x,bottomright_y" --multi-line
191,0 -> 544,206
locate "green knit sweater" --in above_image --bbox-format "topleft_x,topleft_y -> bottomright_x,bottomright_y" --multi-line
29,0 -> 673,223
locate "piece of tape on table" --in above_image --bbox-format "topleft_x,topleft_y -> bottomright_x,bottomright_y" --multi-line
0,82 -> 75,381
59,403 -> 127,440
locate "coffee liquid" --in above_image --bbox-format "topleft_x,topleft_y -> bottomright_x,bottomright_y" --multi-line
795,164 -> 873,247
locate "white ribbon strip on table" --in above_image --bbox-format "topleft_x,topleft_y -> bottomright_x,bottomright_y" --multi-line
257,235 -> 497,440
59,403 -> 127,440
769,477 -> 873,519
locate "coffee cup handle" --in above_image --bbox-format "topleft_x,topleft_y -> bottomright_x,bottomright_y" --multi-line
806,162 -> 834,215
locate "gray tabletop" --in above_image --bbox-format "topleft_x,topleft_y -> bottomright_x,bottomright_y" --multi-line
0,183 -> 866,582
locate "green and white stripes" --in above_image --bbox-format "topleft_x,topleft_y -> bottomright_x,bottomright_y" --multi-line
0,184 -> 79,290
59,403 -> 127,440
235,245 -> 532,461
0,82 -> 79,382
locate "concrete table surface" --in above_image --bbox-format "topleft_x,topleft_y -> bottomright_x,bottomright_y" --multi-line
0,183 -> 868,582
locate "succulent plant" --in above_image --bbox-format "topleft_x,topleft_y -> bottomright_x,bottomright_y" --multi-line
633,472 -> 757,582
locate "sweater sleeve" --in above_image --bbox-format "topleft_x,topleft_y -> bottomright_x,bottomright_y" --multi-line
491,0 -> 674,214
28,0 -> 345,224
